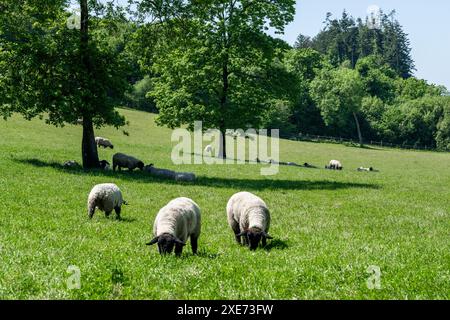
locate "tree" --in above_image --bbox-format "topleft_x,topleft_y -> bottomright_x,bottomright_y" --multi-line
310,66 -> 365,145
0,0 -> 128,168
303,10 -> 415,78
143,0 -> 295,158
283,48 -> 327,134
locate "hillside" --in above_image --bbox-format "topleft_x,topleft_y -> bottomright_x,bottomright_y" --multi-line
0,108 -> 449,299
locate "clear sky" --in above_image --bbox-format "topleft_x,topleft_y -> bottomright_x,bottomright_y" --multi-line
276,0 -> 450,89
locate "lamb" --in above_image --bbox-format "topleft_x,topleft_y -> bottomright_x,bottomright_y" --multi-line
87,183 -> 125,219
326,160 -> 343,170
95,137 -> 114,149
112,153 -> 145,172
226,191 -> 272,250
357,166 -> 375,172
146,197 -> 201,256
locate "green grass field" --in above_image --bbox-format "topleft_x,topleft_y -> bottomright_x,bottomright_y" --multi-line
0,108 -> 449,299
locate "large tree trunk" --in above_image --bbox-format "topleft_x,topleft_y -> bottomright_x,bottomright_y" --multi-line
353,112 -> 363,147
80,0 -> 99,168
82,116 -> 100,168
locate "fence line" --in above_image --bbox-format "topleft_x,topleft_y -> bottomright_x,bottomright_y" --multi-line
280,133 -> 449,152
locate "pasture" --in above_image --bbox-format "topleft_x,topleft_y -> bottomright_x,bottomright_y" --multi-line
0,108 -> 449,299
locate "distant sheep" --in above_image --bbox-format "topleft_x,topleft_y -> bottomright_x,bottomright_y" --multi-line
63,160 -> 80,169
326,160 -> 343,170
146,197 -> 201,256
95,137 -> 114,149
87,183 -> 125,219
112,153 -> 144,172
357,167 -> 375,172
226,192 -> 272,250
144,165 -> 196,182
99,160 -> 111,170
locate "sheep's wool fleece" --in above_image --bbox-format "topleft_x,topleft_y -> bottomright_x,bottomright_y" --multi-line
330,160 -> 342,167
88,183 -> 123,212
153,197 -> 201,242
227,192 -> 270,231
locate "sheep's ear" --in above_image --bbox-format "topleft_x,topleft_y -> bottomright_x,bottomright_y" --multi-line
146,237 -> 158,245
262,232 -> 273,239
174,238 -> 186,246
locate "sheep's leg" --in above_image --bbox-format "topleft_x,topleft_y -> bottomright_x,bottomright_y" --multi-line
229,219 -> 241,244
242,233 -> 249,246
114,206 -> 121,220
105,211 -> 112,217
190,235 -> 198,255
175,244 -> 183,257
262,237 -> 267,247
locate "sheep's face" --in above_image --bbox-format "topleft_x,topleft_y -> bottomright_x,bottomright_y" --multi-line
146,233 -> 185,255
239,228 -> 273,250
247,230 -> 263,250
137,161 -> 145,170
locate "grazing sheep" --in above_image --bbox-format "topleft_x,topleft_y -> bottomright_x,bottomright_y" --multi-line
226,192 -> 272,250
87,183 -> 124,219
63,160 -> 80,169
143,165 -> 196,182
175,172 -> 196,182
357,166 -> 374,172
303,162 -> 317,168
112,153 -> 144,172
146,197 -> 201,256
326,160 -> 343,170
99,160 -> 111,170
95,137 -> 114,149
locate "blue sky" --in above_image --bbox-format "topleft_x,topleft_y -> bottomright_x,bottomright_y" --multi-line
276,0 -> 450,89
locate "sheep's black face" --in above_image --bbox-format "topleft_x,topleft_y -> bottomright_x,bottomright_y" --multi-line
247,231 -> 263,251
240,228 -> 274,251
146,233 -> 185,255
137,161 -> 145,170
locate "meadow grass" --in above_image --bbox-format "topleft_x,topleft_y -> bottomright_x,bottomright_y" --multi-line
0,108 -> 449,299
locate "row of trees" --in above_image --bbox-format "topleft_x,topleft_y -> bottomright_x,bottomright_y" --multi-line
1,2 -> 449,169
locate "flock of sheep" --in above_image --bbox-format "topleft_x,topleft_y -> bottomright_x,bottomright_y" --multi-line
88,185 -> 271,255
84,138 -> 377,255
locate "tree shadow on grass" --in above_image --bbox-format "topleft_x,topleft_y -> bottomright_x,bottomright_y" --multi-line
15,158 -> 380,191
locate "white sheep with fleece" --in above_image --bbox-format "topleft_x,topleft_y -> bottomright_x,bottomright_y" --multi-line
87,183 -> 124,219
328,160 -> 343,170
147,197 -> 201,255
95,136 -> 114,149
226,191 -> 272,250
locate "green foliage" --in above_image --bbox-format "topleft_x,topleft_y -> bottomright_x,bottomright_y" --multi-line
306,10 -> 415,78
0,1 -> 128,128
436,102 -> 450,150
125,76 -> 157,112
311,67 -> 364,129
144,0 -> 295,133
